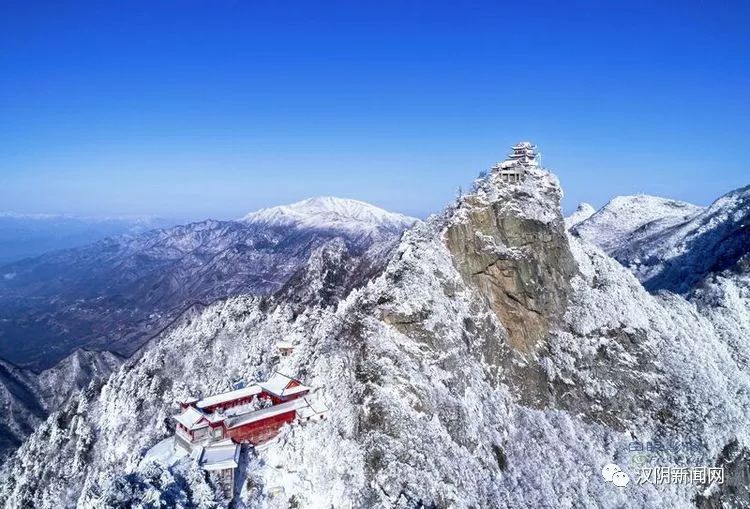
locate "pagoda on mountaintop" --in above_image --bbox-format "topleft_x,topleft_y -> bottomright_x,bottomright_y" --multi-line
491,141 -> 540,183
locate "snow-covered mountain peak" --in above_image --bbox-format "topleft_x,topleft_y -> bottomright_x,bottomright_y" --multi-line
606,193 -> 700,214
570,185 -> 750,294
242,196 -> 418,232
564,202 -> 596,229
703,184 -> 750,219
572,194 -> 703,252
595,194 -> 703,229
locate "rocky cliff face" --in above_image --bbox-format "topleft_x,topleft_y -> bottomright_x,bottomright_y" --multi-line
444,169 -> 576,352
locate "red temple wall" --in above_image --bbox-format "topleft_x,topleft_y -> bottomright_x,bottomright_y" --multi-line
225,410 -> 297,445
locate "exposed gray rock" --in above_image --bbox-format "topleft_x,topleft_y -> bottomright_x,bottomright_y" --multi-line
444,168 -> 577,352
696,441 -> 750,509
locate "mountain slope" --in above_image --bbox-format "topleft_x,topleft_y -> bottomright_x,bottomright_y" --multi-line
564,202 -> 596,229
0,349 -> 121,460
0,199 -> 415,369
2,167 -> 748,507
571,194 -> 703,253
619,186 -> 750,293
573,187 -> 750,294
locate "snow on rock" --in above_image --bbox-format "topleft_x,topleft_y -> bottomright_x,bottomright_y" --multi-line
572,194 -> 703,253
242,197 -> 418,233
628,186 -> 750,293
0,349 -> 122,462
141,436 -> 188,468
573,186 -> 750,294
565,202 -> 596,229
444,168 -> 576,352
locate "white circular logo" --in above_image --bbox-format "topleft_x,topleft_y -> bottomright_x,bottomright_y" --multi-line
602,463 -> 630,488
612,471 -> 630,487
602,463 -> 620,482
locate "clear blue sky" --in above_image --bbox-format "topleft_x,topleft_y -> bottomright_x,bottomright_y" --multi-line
1,0 -> 748,219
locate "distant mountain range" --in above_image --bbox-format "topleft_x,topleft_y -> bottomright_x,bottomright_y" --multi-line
0,198 -> 416,369
242,196 -> 415,232
0,213 -> 177,265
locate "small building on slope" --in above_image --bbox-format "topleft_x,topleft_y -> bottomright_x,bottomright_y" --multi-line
276,340 -> 295,357
196,439 -> 240,498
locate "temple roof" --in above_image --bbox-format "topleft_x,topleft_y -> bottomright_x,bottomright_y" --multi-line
174,407 -> 208,431
196,384 -> 263,410
225,397 -> 310,429
198,439 -> 240,471
297,399 -> 328,420
260,372 -> 311,398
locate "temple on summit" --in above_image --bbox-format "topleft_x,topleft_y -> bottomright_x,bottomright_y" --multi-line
491,141 -> 540,183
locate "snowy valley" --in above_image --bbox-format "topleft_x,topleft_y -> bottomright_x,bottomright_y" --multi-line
0,349 -> 122,461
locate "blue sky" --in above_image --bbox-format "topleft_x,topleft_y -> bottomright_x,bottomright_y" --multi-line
1,0 -> 748,219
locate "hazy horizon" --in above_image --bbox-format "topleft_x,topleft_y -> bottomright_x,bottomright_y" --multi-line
2,1 -> 748,220
1,178 -> 749,224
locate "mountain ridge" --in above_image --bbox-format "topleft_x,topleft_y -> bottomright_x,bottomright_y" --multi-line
0,214 -> 178,265
0,348 -> 122,461
564,202 -> 596,229
242,196 -> 418,232
571,194 -> 703,253
571,186 -> 750,293
0,198 -> 414,369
